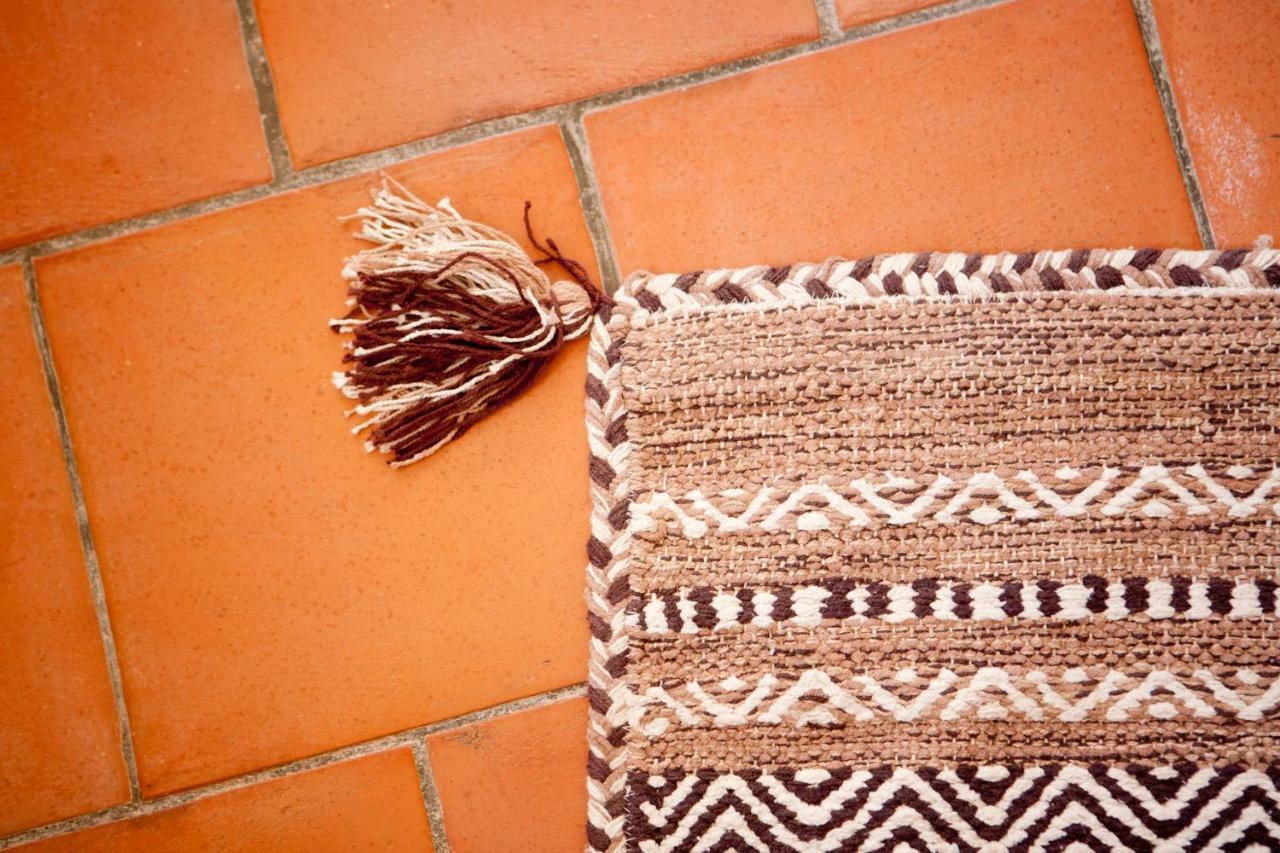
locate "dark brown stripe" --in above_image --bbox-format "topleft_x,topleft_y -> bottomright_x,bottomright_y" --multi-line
604,416 -> 628,446
1130,248 -> 1159,271
771,586 -> 794,621
805,278 -> 835,298
1039,267 -> 1065,291
635,287 -> 662,311
1170,264 -> 1204,287
674,271 -> 701,292
1217,249 -> 1247,271
585,375 -> 608,406
1094,265 -> 1124,289
714,282 -> 750,303
763,265 -> 791,285
588,455 -> 615,487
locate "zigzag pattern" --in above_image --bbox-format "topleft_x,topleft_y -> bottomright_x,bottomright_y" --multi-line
631,668 -> 1280,735
632,575 -> 1279,634
585,308 -> 636,852
627,764 -> 1280,852
591,258 -> 1280,851
632,464 -> 1280,538
617,245 -> 1280,314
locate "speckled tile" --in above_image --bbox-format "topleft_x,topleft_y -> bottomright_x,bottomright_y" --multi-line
16,750 -> 432,852
586,0 -> 1200,273
429,698 -> 587,853
838,0 -> 944,28
1151,0 -> 1280,245
0,265 -> 130,834
35,127 -> 594,795
255,0 -> 820,166
0,1 -> 270,249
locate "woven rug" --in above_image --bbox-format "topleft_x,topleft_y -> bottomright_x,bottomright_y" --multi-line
582,250 -> 1280,852
329,188 -> 1280,851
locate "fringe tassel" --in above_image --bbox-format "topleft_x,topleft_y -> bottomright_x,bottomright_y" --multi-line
331,178 -> 612,466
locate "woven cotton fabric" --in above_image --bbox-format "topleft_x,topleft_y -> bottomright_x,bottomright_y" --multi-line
583,248 -> 1280,852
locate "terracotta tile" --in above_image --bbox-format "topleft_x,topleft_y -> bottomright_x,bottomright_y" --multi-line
1151,0 -> 1280,246
0,266 -> 130,834
838,0 -> 943,28
0,1 -> 270,249
254,0 -> 820,167
17,749 -> 432,852
586,0 -> 1200,274
35,127 -> 594,795
428,698 -> 587,853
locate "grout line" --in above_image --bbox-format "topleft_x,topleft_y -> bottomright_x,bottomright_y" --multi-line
0,0 -> 1019,842
0,113 -> 553,266
560,115 -> 622,292
0,0 -> 1014,269
835,0 -> 1014,37
0,184 -> 279,265
567,0 -> 1014,118
410,742 -> 452,853
435,680 -> 587,730
0,682 -> 585,849
231,0 -> 294,180
20,261 -> 143,802
1130,0 -> 1216,249
812,0 -> 843,41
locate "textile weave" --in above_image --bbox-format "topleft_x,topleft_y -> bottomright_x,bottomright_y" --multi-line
584,247 -> 1280,852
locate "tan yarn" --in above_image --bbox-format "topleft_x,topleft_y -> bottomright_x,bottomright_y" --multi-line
325,184 -> 1280,848
331,179 -> 604,465
583,248 -> 1280,851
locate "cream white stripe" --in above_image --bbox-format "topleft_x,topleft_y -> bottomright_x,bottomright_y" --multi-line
632,465 -> 1280,538
636,578 -> 1276,634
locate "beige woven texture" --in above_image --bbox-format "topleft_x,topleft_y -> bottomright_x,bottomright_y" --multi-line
584,248 -> 1280,852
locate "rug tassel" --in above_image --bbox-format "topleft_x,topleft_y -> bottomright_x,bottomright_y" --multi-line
331,178 -> 612,466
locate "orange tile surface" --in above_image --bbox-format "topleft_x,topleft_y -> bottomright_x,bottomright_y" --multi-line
9,0 -> 1277,846
586,0 -> 1200,273
838,0 -> 942,27
429,698 -> 587,853
17,749 -> 433,852
34,127 -> 593,795
0,266 -> 130,834
1152,0 -> 1280,245
254,0 -> 821,167
0,1 -> 270,249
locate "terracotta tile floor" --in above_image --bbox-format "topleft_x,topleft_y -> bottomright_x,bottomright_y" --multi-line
34,127 -> 594,797
16,750 -> 433,853
0,1 -> 271,250
587,0 -> 1199,273
428,699 -> 588,852
0,267 -> 131,834
0,0 -> 1272,849
1150,0 -> 1280,246
255,0 -> 821,167
837,0 -> 944,28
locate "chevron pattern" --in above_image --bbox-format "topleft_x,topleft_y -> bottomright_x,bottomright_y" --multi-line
585,306 -> 637,852
585,261 -> 1280,850
630,667 -> 1280,735
617,245 -> 1280,314
632,465 -> 1280,538
627,764 -> 1280,852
